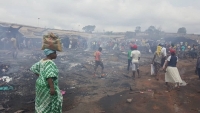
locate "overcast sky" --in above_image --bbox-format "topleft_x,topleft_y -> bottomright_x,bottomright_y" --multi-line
0,0 -> 200,33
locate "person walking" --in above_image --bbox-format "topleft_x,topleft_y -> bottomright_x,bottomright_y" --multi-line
181,45 -> 186,58
10,37 -> 18,59
195,56 -> 200,80
130,45 -> 141,79
161,44 -> 167,67
94,47 -> 104,77
30,49 -> 63,113
163,49 -> 183,91
127,46 -> 133,72
152,44 -> 162,80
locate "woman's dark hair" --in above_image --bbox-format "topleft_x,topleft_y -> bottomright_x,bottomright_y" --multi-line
98,47 -> 102,51
131,47 -> 134,50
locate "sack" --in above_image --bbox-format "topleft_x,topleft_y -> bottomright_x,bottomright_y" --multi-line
151,64 -> 155,75
41,33 -> 62,51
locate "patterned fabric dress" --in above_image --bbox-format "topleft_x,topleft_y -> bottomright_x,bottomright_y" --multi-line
30,60 -> 63,113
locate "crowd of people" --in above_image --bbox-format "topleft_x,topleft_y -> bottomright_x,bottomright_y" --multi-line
90,39 -> 151,52
0,34 -> 199,112
126,42 -> 199,92
92,39 -> 197,92
1,34 -> 199,61
161,42 -> 199,59
29,40 -> 199,112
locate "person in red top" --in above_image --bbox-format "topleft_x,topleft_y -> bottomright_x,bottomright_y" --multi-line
94,47 -> 104,77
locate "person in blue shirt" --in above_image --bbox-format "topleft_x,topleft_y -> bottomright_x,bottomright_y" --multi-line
181,45 -> 186,58
195,56 -> 200,80
181,45 -> 185,51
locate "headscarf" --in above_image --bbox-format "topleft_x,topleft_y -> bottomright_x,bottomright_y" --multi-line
170,49 -> 176,54
156,45 -> 162,56
44,49 -> 56,56
132,45 -> 138,49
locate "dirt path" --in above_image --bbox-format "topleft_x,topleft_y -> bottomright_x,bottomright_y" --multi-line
0,50 -> 200,113
65,59 -> 200,113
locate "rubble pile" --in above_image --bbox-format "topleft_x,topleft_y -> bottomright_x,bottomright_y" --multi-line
0,63 -> 10,74
0,46 -> 198,113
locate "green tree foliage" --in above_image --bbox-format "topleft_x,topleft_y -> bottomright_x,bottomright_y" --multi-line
177,27 -> 186,34
125,31 -> 135,38
104,31 -> 113,35
135,26 -> 141,33
145,26 -> 160,35
82,25 -> 96,33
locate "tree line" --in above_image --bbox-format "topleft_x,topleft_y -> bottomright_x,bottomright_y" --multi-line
82,25 -> 187,34
135,26 -> 186,34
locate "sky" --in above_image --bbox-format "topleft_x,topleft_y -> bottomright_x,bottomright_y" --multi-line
0,0 -> 200,33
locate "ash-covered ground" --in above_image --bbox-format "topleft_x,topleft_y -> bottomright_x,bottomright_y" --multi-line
0,49 -> 199,113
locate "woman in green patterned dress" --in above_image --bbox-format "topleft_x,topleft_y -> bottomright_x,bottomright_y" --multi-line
30,49 -> 63,113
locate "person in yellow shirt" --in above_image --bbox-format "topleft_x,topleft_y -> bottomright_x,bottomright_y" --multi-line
152,44 -> 162,80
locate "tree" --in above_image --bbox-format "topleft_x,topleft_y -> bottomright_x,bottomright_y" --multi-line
135,26 -> 141,33
104,31 -> 113,35
177,27 -> 186,34
125,31 -> 135,38
145,26 -> 161,35
82,25 -> 96,33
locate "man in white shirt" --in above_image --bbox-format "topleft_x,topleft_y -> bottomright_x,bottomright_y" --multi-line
130,45 -> 141,79
161,44 -> 167,67
180,42 -> 183,45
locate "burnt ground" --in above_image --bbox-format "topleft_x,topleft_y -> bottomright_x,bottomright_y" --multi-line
0,49 -> 199,113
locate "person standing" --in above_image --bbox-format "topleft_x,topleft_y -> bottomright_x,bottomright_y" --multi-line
163,49 -> 183,91
181,45 -> 186,58
161,44 -> 167,67
195,56 -> 200,80
10,37 -> 18,59
188,45 -> 191,51
94,47 -> 104,77
69,40 -> 72,49
185,42 -> 188,47
30,49 -> 63,113
192,44 -> 198,59
152,44 -> 162,80
181,45 -> 185,52
1,37 -> 5,50
127,46 -> 133,72
169,44 -> 175,51
130,45 -> 141,79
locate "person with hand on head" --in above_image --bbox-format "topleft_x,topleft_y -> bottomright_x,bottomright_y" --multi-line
30,49 -> 63,113
94,47 -> 104,77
